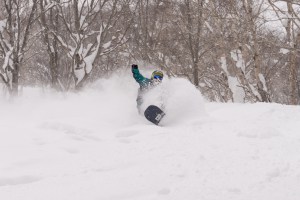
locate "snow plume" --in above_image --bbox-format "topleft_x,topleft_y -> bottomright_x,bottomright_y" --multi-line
161,78 -> 206,125
140,77 -> 206,125
93,70 -> 206,126
1,70 -> 206,127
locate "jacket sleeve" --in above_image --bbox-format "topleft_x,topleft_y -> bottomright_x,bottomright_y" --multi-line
132,68 -> 151,87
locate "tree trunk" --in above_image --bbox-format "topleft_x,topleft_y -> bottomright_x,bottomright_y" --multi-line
50,51 -> 59,89
11,55 -> 19,96
193,62 -> 199,87
185,0 -> 203,88
287,0 -> 299,105
289,32 -> 300,105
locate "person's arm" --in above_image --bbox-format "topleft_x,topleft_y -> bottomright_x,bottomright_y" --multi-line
131,64 -> 151,86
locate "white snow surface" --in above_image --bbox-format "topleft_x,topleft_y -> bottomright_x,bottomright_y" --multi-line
1,70 -> 300,200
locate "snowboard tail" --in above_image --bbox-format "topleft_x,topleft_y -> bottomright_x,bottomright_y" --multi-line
144,105 -> 165,125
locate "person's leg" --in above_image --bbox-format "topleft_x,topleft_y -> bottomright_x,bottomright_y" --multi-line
136,96 -> 143,115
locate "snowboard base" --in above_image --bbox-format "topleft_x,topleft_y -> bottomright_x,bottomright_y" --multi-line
144,105 -> 166,125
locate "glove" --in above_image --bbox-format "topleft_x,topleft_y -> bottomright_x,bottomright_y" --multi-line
132,64 -> 138,69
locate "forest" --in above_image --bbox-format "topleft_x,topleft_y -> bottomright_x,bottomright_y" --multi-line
0,0 -> 299,104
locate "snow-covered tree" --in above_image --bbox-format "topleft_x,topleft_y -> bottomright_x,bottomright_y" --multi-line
0,0 -> 38,96
204,0 -> 272,103
38,0 -> 61,90
130,0 -> 173,72
48,0 -> 132,90
268,0 -> 300,105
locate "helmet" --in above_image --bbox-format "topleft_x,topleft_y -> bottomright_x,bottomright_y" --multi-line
151,70 -> 164,81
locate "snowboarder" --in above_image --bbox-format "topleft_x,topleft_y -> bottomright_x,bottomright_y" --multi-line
131,64 -> 164,114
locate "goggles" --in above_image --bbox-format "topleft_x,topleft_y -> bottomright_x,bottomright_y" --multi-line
153,75 -> 163,81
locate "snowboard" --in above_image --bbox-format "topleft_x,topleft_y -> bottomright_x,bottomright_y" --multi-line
144,105 -> 166,125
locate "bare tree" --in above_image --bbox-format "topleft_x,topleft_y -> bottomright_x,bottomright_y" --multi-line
268,0 -> 300,105
204,0 -> 272,102
49,0 -> 132,90
0,0 -> 297,105
173,0 -> 206,87
130,0 -> 173,72
38,0 -> 61,90
0,0 -> 38,96
242,0 -> 270,102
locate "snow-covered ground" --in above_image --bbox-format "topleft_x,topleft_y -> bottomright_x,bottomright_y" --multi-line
1,71 -> 300,200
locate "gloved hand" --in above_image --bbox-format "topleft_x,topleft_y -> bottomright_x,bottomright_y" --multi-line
132,64 -> 138,70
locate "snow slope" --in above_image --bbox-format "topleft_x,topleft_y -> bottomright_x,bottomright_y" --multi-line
1,71 -> 300,200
